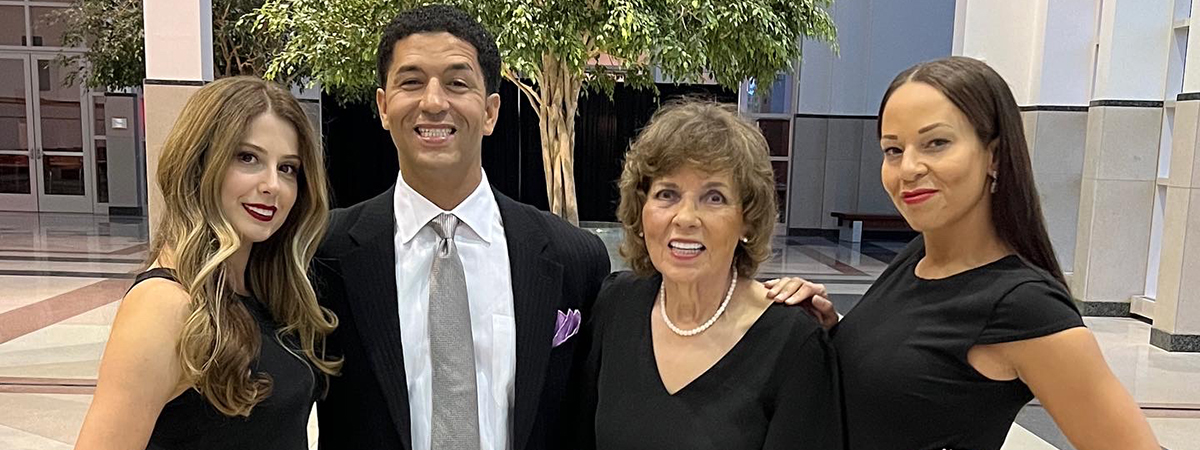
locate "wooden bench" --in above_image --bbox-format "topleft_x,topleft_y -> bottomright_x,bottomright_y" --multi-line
830,212 -> 910,243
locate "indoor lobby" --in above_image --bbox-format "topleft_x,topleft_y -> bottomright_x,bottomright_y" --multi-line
4,0 -> 1200,449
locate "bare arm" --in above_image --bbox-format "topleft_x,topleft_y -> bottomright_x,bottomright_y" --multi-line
74,280 -> 192,450
989,328 -> 1158,450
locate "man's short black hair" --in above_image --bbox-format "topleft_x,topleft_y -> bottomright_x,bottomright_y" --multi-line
376,4 -> 502,95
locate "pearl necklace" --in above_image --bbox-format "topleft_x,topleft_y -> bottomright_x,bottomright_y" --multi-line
659,268 -> 738,337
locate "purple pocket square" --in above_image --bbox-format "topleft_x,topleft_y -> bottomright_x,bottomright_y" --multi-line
552,309 -> 582,348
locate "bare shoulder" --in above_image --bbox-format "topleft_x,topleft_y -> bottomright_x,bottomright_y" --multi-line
115,277 -> 192,334
100,276 -> 193,392
744,280 -> 773,308
77,276 -> 196,448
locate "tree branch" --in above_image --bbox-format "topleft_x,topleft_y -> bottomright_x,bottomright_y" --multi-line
504,69 -> 544,118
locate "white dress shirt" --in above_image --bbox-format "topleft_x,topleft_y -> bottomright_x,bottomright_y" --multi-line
393,170 -> 515,450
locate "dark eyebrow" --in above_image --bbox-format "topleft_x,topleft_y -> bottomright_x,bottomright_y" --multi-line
446,63 -> 475,73
918,122 -> 951,134
240,143 -> 301,164
394,64 -> 421,75
882,122 -> 952,141
396,63 -> 475,75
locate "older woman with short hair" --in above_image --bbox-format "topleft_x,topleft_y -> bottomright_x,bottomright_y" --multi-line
576,100 -> 843,450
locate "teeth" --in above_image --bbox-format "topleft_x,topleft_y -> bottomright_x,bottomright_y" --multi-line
669,241 -> 704,250
246,205 -> 274,217
418,128 -> 452,138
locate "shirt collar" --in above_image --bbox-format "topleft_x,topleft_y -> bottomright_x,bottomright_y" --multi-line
393,169 -> 499,245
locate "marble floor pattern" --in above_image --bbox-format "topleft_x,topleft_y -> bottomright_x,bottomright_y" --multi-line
0,213 -> 1196,449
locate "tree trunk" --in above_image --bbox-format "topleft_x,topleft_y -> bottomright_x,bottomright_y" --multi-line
537,54 -> 583,225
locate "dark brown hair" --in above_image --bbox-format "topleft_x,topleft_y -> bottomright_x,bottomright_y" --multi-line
617,100 -> 777,277
878,56 -> 1068,290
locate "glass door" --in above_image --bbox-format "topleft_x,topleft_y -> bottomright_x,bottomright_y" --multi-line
0,53 -> 37,211
30,53 -> 93,212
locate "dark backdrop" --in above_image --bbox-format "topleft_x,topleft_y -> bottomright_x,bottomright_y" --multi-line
321,80 -> 734,221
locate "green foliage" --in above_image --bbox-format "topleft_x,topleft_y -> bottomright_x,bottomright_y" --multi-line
51,0 -> 145,91
252,0 -> 402,103
254,0 -> 837,103
51,0 -> 302,91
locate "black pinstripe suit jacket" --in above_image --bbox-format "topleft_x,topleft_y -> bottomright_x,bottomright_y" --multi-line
312,186 -> 610,450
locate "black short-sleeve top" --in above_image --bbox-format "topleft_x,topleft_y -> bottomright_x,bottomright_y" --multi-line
831,237 -> 1084,450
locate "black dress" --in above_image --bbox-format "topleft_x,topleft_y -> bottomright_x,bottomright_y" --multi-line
831,237 -> 1084,450
130,269 -> 319,450
581,271 -> 843,450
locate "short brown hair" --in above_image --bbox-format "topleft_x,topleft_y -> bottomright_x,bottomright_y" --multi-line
617,100 -> 778,277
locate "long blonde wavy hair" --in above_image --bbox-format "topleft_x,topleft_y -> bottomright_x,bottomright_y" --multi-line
150,76 -> 340,417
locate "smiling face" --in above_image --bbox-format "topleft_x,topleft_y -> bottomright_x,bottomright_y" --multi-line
878,81 -> 996,233
641,166 -> 747,285
375,31 -> 500,184
220,112 -> 301,246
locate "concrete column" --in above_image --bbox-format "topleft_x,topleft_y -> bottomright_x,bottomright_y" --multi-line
1151,0 -> 1200,352
956,0 -> 1095,273
142,0 -> 213,237
1072,0 -> 1172,316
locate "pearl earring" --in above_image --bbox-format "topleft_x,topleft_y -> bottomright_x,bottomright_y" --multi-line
637,231 -> 644,237
741,237 -> 749,244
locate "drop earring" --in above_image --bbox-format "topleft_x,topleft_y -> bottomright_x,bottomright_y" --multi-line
989,171 -> 999,194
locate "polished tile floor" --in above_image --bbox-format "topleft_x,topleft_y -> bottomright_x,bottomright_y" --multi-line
2,213 -> 1198,450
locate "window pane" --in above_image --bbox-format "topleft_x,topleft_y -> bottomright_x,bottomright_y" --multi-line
93,95 -> 105,136
43,154 -> 84,195
0,59 -> 30,153
38,60 -> 83,153
31,7 -> 75,48
758,119 -> 790,157
0,6 -> 25,46
0,155 -> 32,194
95,138 -> 108,203
746,74 -> 792,114
775,188 -> 787,222
771,160 -> 788,188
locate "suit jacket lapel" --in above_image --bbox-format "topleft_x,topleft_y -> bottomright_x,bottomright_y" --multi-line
341,187 -> 413,449
496,191 -> 563,450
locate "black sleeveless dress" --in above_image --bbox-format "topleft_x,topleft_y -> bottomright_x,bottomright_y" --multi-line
131,268 -> 319,450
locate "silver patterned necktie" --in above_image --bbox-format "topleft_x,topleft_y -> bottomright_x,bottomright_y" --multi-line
427,213 -> 480,450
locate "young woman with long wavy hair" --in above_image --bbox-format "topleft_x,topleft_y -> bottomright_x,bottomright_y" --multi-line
75,76 -> 340,450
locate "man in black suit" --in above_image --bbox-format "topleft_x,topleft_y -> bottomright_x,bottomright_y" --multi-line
312,5 -> 610,450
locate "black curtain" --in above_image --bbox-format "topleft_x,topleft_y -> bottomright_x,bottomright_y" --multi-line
319,95 -> 396,209
321,80 -> 734,221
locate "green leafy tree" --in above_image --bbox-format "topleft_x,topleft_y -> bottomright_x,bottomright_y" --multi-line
256,0 -> 836,224
51,0 -> 302,91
